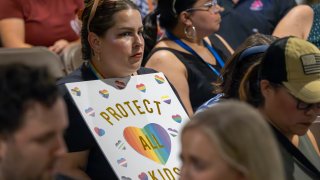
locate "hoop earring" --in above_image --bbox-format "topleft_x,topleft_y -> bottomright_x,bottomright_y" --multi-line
184,25 -> 196,40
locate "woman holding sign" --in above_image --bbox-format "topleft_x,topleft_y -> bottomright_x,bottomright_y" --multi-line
143,0 -> 233,115
56,0 -> 156,179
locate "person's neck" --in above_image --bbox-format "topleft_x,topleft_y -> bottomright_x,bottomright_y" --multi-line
90,60 -> 134,79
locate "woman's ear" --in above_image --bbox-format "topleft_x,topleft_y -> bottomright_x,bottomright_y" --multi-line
88,32 -> 101,54
179,11 -> 193,26
260,80 -> 272,98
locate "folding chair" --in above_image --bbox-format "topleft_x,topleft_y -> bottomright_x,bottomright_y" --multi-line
0,47 -> 66,79
61,43 -> 83,74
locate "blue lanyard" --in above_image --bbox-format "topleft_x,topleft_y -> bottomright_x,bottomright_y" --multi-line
166,31 -> 225,76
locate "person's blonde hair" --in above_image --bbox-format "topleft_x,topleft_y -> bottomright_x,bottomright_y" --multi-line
182,100 -> 285,180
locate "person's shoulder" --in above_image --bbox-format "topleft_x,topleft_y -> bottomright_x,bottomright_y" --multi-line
56,65 -> 85,97
149,46 -> 179,60
137,67 -> 158,74
284,5 -> 313,23
148,40 -> 186,61
146,47 -> 185,72
291,5 -> 313,16
0,0 -> 24,20
57,67 -> 83,86
196,93 -> 224,113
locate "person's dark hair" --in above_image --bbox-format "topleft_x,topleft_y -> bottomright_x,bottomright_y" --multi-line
215,33 -> 277,107
80,0 -> 139,60
0,64 -> 59,135
143,0 -> 196,61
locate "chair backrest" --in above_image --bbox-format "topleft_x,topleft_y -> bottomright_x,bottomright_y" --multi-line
61,43 -> 83,74
0,47 -> 66,79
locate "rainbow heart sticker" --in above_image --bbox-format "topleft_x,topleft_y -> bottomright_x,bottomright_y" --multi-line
136,83 -> 146,93
99,89 -> 109,99
161,95 -> 171,104
172,114 -> 182,123
138,172 -> 148,180
115,80 -> 126,89
115,140 -> 126,150
168,128 -> 178,137
117,158 -> 128,167
123,123 -> 171,165
94,127 -> 105,136
71,87 -> 81,96
121,176 -> 132,180
85,107 -> 95,117
155,75 -> 165,84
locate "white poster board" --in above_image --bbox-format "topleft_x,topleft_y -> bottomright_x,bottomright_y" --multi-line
65,73 -> 189,180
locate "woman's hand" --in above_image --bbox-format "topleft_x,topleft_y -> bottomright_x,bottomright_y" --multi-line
49,39 -> 70,54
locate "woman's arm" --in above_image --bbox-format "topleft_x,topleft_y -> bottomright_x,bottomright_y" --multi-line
146,50 -> 194,116
0,18 -> 32,48
273,5 -> 314,40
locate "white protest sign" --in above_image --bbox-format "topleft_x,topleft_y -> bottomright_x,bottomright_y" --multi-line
65,73 -> 189,180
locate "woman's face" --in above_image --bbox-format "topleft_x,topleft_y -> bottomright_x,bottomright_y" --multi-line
97,9 -> 144,78
180,129 -> 243,180
260,80 -> 319,137
187,0 -> 222,37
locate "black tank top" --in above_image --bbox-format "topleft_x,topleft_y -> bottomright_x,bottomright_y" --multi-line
147,34 -> 231,111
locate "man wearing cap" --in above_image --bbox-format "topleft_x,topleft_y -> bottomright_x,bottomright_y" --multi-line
258,37 -> 320,179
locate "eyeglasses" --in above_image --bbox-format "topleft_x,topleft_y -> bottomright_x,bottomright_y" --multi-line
185,0 -> 219,13
282,86 -> 320,111
269,82 -> 320,111
290,94 -> 320,111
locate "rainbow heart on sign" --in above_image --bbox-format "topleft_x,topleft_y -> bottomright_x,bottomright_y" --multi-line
121,176 -> 132,180
168,128 -> 178,137
172,114 -> 182,123
94,127 -> 105,136
85,107 -> 95,117
123,123 -> 171,165
71,87 -> 81,96
115,80 -> 126,89
155,75 -> 165,84
161,95 -> 171,104
117,158 -> 128,167
138,172 -> 148,180
99,89 -> 109,99
136,83 -> 146,93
